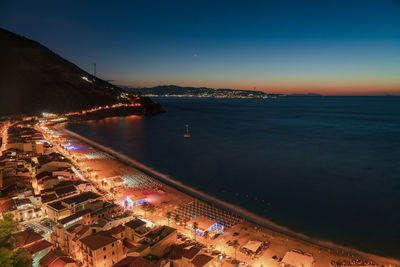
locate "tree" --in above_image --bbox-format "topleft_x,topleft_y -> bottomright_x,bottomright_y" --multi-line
232,240 -> 240,260
192,222 -> 199,241
166,212 -> 171,226
203,231 -> 210,246
0,213 -> 30,267
150,206 -> 156,219
174,214 -> 180,224
142,202 -> 149,218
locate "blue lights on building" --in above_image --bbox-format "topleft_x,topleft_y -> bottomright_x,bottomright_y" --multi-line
195,222 -> 224,236
124,195 -> 147,209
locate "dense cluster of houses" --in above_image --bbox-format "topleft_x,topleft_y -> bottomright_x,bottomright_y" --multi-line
0,124 -> 224,267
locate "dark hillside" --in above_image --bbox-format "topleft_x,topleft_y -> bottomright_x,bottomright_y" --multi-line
0,28 -> 161,116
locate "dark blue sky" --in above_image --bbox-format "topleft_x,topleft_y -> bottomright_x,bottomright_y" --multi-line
1,0 -> 400,94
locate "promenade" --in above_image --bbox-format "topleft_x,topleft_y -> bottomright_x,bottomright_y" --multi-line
39,124 -> 400,267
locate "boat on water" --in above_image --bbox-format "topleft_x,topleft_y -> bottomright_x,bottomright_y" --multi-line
184,124 -> 191,138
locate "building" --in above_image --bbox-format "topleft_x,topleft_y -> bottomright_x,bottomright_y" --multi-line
13,229 -> 53,267
46,191 -> 102,221
112,256 -> 151,267
281,250 -> 316,267
26,240 -> 53,267
190,254 -> 215,267
79,231 -> 124,267
187,216 -> 223,236
124,193 -> 147,209
47,201 -> 70,222
39,249 -> 77,267
124,218 -> 154,242
141,226 -> 177,258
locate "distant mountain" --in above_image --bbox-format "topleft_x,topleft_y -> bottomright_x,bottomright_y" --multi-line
123,85 -> 280,98
0,28 -> 162,117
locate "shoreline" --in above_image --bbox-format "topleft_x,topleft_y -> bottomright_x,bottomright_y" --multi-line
61,127 -> 400,265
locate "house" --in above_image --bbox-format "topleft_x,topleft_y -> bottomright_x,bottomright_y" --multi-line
12,197 -> 41,221
106,225 -> 125,240
127,243 -> 151,257
61,191 -> 102,213
13,229 -> 53,267
51,209 -> 92,250
191,254 -> 215,267
182,247 -> 201,266
112,256 -> 152,267
13,228 -> 44,247
166,245 -> 188,267
46,191 -> 102,221
125,218 -> 153,242
40,249 -> 77,267
54,185 -> 77,199
68,225 -> 92,261
46,201 -> 70,222
281,250 -> 316,267
142,226 -> 177,257
79,231 -> 124,267
59,209 -> 92,228
26,240 -> 53,267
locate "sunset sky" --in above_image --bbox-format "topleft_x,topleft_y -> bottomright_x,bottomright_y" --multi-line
1,0 -> 400,95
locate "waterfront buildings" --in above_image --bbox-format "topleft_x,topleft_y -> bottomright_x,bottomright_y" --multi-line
0,121 -> 391,267
80,231 -> 124,267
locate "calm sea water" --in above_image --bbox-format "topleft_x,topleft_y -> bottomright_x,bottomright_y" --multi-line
67,96 -> 400,257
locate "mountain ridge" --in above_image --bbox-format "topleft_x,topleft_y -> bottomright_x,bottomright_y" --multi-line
0,27 -> 162,117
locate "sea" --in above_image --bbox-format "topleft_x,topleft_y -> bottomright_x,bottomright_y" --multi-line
66,96 -> 400,258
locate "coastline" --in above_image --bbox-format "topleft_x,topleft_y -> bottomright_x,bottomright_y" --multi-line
61,127 -> 400,265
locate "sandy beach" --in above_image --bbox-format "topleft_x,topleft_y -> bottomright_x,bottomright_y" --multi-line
43,125 -> 399,267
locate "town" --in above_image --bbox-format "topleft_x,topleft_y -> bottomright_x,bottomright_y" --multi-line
0,118 -> 395,267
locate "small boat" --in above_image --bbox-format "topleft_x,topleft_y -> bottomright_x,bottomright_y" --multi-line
184,124 -> 191,138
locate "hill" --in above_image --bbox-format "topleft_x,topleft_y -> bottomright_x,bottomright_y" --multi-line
0,28 -> 162,117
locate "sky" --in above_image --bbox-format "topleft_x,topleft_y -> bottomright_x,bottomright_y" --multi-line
1,0 -> 400,95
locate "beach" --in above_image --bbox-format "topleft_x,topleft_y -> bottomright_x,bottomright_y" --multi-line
41,123 -> 400,267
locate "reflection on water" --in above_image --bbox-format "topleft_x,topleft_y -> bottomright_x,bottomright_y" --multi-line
67,96 -> 400,258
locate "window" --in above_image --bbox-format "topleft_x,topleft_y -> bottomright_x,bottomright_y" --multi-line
104,255 -> 106,259
103,247 -> 106,251
112,243 -> 114,247
112,251 -> 115,255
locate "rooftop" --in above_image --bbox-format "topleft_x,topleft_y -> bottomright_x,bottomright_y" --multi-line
125,218 -> 146,230
47,201 -> 66,211
14,198 -> 32,207
187,216 -> 216,231
183,247 -> 201,260
41,194 -> 57,204
144,226 -> 176,244
282,250 -> 315,267
167,245 -> 187,260
191,254 -> 214,267
13,228 -> 43,247
58,209 -> 90,226
54,185 -> 77,197
80,231 -> 118,251
25,239 -> 52,254
62,191 -> 101,205
106,224 -> 125,236
112,256 -> 151,267
39,249 -> 75,267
